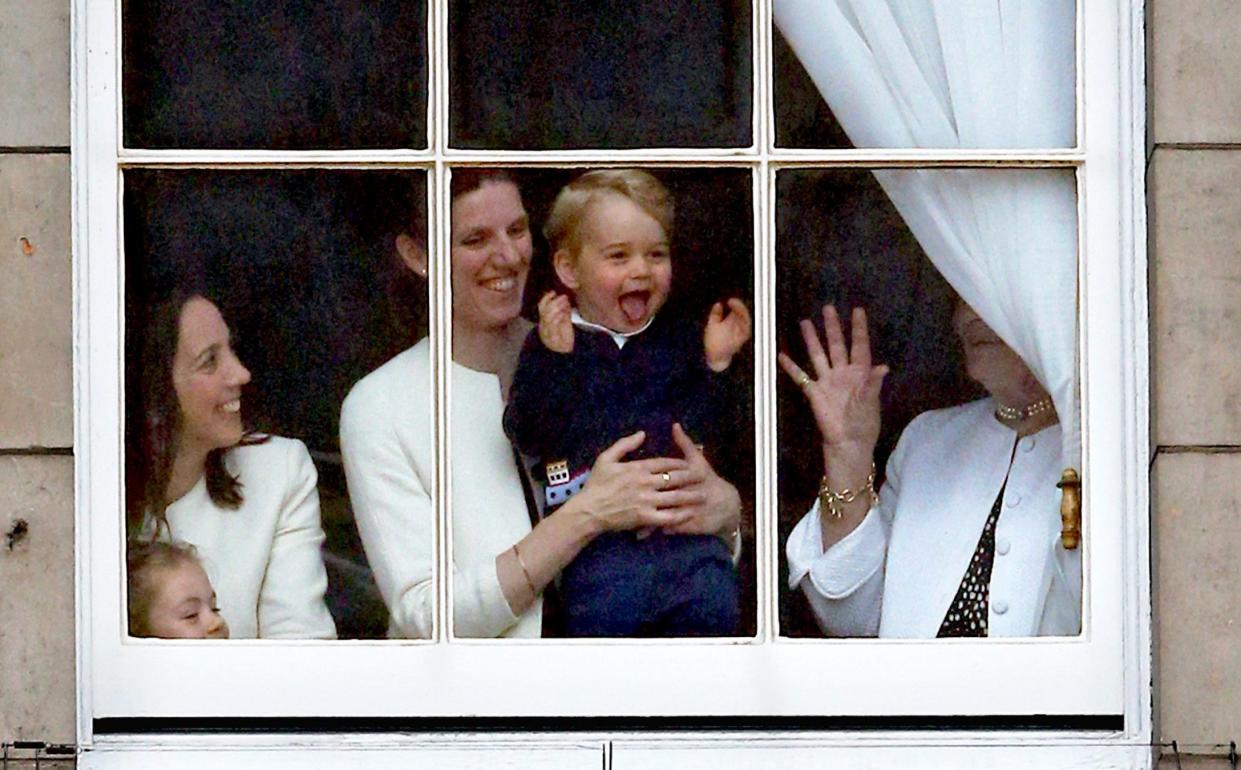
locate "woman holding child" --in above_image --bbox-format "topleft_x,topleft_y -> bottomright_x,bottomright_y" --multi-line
128,291 -> 337,639
341,169 -> 747,638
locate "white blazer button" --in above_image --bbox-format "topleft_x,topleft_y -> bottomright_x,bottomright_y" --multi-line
996,538 -> 1011,555
1005,494 -> 1022,508
1021,437 -> 1036,452
993,599 -> 1009,614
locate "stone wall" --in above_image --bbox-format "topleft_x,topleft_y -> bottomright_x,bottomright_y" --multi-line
0,0 -> 75,746
1151,0 -> 1241,756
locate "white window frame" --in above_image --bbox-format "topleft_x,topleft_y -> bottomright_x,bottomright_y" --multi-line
72,0 -> 1152,765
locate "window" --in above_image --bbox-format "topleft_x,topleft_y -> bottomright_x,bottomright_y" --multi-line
75,0 -> 1151,764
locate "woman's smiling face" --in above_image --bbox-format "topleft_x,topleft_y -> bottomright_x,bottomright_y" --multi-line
450,181 -> 533,334
171,297 -> 251,459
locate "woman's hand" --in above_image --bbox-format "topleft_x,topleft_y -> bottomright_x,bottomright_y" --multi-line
538,291 -> 575,354
501,431 -> 701,617
704,298 -> 753,372
777,305 -> 887,458
659,423 -> 741,542
569,431 -> 702,535
778,306 -> 886,541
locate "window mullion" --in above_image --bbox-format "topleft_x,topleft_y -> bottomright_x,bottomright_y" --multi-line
434,0 -> 451,642
755,0 -> 775,644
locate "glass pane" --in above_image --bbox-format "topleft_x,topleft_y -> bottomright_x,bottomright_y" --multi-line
123,170 -> 430,640
449,2 -> 753,149
123,0 -> 427,149
776,168 -> 1081,638
447,167 -> 756,638
772,2 -> 1077,149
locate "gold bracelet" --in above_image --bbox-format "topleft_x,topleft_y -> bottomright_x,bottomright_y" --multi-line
511,543 -> 538,599
818,462 -> 878,520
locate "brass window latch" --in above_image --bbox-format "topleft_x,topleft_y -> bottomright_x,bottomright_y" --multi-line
1057,468 -> 1081,550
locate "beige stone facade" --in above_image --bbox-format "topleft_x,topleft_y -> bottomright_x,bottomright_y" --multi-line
0,1 -> 1237,764
0,0 -> 74,748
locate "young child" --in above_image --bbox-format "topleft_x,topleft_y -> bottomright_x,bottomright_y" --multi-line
504,169 -> 751,637
127,541 -> 231,639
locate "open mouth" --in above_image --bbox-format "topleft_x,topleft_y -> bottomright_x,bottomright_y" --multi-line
619,290 -> 651,325
220,398 -> 241,414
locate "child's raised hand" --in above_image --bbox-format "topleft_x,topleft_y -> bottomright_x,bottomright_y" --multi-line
704,298 -> 752,372
538,291 -> 575,353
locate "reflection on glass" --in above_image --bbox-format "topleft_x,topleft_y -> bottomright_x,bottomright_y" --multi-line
124,170 -> 428,640
772,1 -> 1076,149
448,167 -> 756,638
449,1 -> 752,149
123,0 -> 427,149
776,168 -> 1081,638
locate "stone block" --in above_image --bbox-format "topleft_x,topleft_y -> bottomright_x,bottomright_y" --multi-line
0,456 -> 75,744
1151,149 -> 1241,446
1158,756 -> 1237,769
1154,452 -> 1241,744
1150,0 -> 1241,144
0,155 -> 72,449
0,2 -> 70,146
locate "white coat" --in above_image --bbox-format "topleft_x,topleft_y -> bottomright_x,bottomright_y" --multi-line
786,398 -> 1081,638
340,339 -> 542,639
159,436 -> 337,639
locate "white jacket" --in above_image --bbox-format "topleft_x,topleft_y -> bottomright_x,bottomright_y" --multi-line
340,339 -> 541,639
161,436 -> 337,639
787,398 -> 1081,638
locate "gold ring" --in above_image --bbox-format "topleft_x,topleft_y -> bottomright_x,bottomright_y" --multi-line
795,372 -> 811,388
660,471 -> 672,489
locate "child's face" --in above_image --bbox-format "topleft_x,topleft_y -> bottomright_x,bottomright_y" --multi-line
555,192 -> 672,333
145,561 -> 231,639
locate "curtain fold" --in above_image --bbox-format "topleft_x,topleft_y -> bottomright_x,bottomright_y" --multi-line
774,0 -> 1079,471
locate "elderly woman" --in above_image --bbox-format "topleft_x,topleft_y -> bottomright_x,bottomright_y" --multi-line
127,291 -> 337,639
341,170 -> 742,638
780,303 -> 1079,638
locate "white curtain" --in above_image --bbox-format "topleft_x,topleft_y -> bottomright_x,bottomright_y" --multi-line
774,0 -> 1080,470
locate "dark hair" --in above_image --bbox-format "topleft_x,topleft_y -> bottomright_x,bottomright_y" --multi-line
449,168 -> 517,202
382,177 -> 431,345
381,169 -> 519,342
126,540 -> 204,637
126,290 -> 262,539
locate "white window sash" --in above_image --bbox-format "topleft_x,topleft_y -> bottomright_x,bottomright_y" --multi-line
72,0 -> 1150,753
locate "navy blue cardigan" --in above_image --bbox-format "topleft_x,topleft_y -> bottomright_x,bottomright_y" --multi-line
504,311 -> 733,488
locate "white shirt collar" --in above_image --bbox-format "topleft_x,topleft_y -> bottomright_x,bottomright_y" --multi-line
570,309 -> 654,349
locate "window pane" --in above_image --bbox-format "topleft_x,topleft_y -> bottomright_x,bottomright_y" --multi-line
449,2 -> 753,149
447,167 -> 756,638
123,0 -> 427,149
776,168 -> 1081,639
773,2 -> 1077,149
123,169 -> 430,640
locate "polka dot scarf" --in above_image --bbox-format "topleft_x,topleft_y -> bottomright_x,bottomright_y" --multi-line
937,487 -> 1006,638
